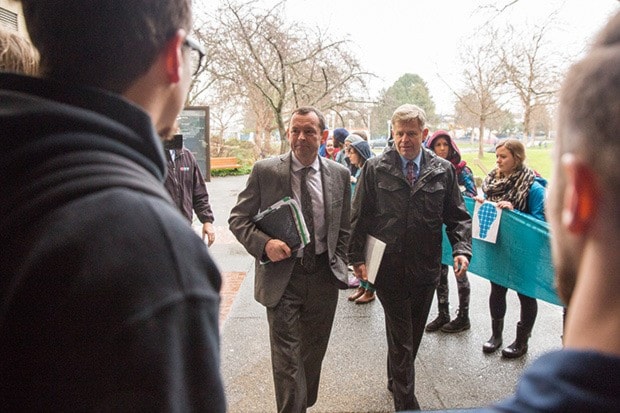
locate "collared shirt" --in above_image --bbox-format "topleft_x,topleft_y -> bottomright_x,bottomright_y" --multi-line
290,153 -> 327,256
399,151 -> 422,182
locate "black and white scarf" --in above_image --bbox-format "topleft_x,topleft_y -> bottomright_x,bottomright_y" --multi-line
482,165 -> 536,212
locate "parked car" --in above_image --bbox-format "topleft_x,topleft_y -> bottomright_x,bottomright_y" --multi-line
370,137 -> 388,148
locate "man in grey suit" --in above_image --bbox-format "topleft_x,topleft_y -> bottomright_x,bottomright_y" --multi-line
229,106 -> 351,413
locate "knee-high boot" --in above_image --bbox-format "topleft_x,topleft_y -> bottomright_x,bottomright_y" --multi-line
502,322 -> 531,358
482,318 -> 503,353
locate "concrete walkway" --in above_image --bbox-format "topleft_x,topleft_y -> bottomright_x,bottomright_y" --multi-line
205,174 -> 564,413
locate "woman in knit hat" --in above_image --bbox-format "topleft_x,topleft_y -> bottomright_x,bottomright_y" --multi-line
346,139 -> 376,304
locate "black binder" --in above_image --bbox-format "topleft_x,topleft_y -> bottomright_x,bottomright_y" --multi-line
252,197 -> 310,263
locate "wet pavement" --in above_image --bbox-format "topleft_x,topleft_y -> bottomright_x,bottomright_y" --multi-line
202,174 -> 564,412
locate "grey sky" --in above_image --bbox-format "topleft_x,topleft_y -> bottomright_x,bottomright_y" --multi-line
282,0 -> 619,113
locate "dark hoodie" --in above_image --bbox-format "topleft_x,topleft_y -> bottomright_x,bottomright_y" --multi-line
426,130 -> 477,197
0,74 -> 225,411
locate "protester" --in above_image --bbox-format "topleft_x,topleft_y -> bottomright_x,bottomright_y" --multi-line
344,133 -> 364,175
333,127 -> 350,167
0,26 -> 38,74
0,1 -> 225,410
475,139 -> 547,358
164,134 -> 216,246
229,106 -> 351,413
424,130 -> 476,333
323,137 -> 338,160
349,104 -> 472,410
346,139 -> 376,304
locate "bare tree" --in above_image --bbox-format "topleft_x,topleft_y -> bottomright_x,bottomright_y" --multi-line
455,28 -> 511,158
196,0 -> 372,154
499,15 -> 563,141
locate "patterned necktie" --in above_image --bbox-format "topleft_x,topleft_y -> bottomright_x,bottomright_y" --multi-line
300,167 -> 316,271
406,160 -> 418,186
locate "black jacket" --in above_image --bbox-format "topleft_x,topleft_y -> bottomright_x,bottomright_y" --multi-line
164,147 -> 214,223
0,74 -> 225,411
349,147 -> 472,288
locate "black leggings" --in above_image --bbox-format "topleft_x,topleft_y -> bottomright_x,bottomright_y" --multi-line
489,282 -> 537,331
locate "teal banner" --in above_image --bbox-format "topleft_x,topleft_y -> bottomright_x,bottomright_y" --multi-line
442,197 -> 563,306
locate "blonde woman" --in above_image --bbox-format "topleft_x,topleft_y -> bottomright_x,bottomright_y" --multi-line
475,139 -> 547,358
0,27 -> 38,75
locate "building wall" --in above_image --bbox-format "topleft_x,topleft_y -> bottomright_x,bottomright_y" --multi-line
0,1 -> 27,36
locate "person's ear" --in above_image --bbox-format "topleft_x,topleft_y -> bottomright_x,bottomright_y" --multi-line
561,154 -> 600,233
162,29 -> 186,84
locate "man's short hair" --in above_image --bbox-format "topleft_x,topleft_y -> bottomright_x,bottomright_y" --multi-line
558,11 -> 620,199
18,0 -> 192,93
291,106 -> 327,132
0,27 -> 38,75
391,104 -> 427,129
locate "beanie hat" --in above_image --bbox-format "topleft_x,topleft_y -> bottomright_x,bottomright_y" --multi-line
345,133 -> 364,144
333,128 -> 349,144
350,140 -> 373,161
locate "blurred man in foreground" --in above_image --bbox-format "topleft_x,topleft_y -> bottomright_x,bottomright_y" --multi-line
0,0 -> 225,410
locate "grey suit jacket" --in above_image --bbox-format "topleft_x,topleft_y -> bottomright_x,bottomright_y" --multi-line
229,152 -> 351,307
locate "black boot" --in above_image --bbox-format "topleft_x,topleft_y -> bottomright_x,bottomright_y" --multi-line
502,322 -> 531,358
482,318 -> 504,353
441,307 -> 471,333
425,303 -> 450,332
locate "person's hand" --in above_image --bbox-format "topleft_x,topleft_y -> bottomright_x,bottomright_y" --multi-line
496,200 -> 514,210
453,255 -> 469,278
202,222 -> 215,246
353,263 -> 367,280
265,239 -> 292,262
474,195 -> 485,203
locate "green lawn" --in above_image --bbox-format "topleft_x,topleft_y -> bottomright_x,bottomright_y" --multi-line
370,141 -> 554,184
458,142 -> 554,184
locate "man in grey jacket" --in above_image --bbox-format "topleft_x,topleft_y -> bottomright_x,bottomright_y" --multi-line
349,104 -> 472,411
229,106 -> 351,413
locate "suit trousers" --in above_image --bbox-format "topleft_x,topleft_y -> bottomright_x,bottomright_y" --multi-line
266,254 -> 339,413
378,283 -> 436,411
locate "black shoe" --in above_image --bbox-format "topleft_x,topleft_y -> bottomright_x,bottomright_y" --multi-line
425,313 -> 449,332
501,340 -> 528,358
483,336 -> 502,353
441,310 -> 471,333
501,322 -> 531,358
482,318 -> 504,353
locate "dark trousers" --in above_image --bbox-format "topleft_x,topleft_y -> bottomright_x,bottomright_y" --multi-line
266,255 -> 339,413
489,282 -> 538,331
378,283 -> 436,411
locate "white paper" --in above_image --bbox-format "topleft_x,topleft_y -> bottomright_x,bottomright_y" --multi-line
472,201 -> 502,243
365,235 -> 386,284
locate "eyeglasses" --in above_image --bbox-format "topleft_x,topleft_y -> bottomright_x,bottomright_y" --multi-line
183,36 -> 205,76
